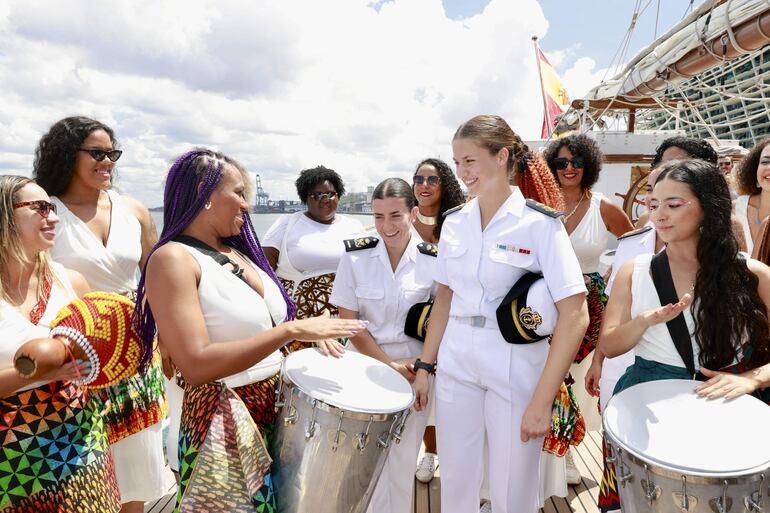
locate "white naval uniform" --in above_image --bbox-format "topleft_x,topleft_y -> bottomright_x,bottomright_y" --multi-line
434,190 -> 586,513
330,235 -> 433,513
601,224 -> 656,412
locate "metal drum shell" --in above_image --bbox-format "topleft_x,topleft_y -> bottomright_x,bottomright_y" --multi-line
272,352 -> 414,513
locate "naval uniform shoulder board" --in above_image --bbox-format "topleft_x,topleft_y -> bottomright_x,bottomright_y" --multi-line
442,204 -> 464,217
617,225 -> 653,241
417,242 -> 438,257
525,199 -> 563,219
344,236 -> 379,252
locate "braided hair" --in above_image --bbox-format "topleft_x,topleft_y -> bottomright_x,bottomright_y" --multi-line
133,149 -> 296,371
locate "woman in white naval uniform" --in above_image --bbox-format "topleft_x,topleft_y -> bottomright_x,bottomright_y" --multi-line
331,177 -> 432,513
413,115 -> 589,513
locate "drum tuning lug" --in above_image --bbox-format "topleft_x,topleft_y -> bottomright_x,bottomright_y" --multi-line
605,444 -> 616,464
274,377 -> 285,412
305,400 -> 319,439
331,411 -> 345,452
641,466 -> 661,505
709,480 -> 733,513
672,476 -> 698,512
284,406 -> 298,425
355,416 -> 374,453
377,431 -> 390,449
393,409 -> 411,445
744,473 -> 765,512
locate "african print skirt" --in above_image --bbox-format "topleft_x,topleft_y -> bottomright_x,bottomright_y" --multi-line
574,272 -> 608,364
0,381 -> 120,512
175,374 -> 279,513
89,349 -> 167,444
281,273 -> 338,354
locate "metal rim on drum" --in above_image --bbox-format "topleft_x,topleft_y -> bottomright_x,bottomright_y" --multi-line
603,379 -> 770,477
281,381 -> 400,422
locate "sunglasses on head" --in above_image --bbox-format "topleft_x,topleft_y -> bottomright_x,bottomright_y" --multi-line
78,148 -> 123,162
13,200 -> 57,217
413,175 -> 440,186
553,156 -> 585,170
308,191 -> 338,201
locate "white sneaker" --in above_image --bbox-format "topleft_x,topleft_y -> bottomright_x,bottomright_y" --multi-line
565,449 -> 581,485
479,500 -> 492,513
415,453 -> 438,483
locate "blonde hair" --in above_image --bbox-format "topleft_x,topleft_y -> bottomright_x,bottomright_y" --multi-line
0,175 -> 54,304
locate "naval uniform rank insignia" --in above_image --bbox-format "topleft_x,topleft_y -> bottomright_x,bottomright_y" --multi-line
617,225 -> 653,240
496,243 -> 531,255
417,242 -> 438,257
344,236 -> 379,251
525,199 -> 563,219
442,204 -> 464,217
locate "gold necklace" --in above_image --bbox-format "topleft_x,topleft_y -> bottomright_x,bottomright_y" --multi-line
562,190 -> 587,224
416,212 -> 437,226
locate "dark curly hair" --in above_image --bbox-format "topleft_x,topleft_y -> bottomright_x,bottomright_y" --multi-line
651,136 -> 718,168
656,159 -> 770,370
543,134 -> 603,190
33,116 -> 117,196
735,137 -> 770,196
414,158 -> 465,239
294,165 -> 346,204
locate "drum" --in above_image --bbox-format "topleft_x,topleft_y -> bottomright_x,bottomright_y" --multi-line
603,379 -> 770,512
272,348 -> 414,513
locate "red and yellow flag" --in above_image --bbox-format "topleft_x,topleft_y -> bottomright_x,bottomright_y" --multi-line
537,48 -> 570,138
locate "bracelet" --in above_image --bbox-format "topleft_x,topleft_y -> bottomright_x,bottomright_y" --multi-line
49,326 -> 99,385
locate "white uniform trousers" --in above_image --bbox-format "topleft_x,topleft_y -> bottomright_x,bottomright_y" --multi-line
361,340 -> 428,513
435,319 -> 548,513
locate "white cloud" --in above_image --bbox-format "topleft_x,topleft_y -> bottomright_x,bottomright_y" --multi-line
0,0 -> 575,207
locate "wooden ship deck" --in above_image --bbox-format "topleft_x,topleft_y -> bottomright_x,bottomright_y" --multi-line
145,430 -> 604,513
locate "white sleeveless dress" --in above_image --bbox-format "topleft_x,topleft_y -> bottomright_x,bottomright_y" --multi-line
734,195 -> 754,255
50,190 -> 173,503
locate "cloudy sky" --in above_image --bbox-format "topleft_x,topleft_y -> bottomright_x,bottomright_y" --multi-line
0,0 -> 700,207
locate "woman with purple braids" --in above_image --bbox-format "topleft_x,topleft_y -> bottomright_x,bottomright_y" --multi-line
135,148 -> 365,512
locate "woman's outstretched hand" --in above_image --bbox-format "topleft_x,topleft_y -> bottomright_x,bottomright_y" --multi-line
289,310 -> 367,342
638,293 -> 693,327
695,367 -> 762,400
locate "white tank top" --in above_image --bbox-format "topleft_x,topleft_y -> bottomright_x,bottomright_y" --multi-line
0,262 -> 77,391
175,243 -> 287,387
569,192 -> 609,274
734,195 -> 754,254
630,253 -> 700,369
50,190 -> 141,294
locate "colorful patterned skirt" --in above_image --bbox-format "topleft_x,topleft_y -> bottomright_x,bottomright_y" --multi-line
0,381 -> 120,512
281,273 -> 337,354
175,374 -> 279,513
574,272 -> 608,364
543,380 -> 586,456
88,349 -> 167,444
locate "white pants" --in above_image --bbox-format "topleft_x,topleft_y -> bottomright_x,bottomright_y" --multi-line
435,320 -> 548,513
599,351 -> 635,412
363,340 -> 428,513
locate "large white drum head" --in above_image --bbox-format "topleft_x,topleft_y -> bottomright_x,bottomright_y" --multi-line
283,348 -> 414,414
604,379 -> 770,475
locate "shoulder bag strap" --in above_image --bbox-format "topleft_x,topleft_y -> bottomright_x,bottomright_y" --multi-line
649,250 -> 698,378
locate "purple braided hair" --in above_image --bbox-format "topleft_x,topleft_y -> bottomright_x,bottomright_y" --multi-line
132,148 -> 297,371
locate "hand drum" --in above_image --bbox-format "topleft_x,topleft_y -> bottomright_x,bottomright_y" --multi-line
14,291 -> 145,388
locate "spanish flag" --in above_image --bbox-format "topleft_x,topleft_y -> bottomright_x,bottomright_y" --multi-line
536,47 -> 570,139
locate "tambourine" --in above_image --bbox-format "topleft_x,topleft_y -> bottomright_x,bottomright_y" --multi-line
14,291 -> 144,388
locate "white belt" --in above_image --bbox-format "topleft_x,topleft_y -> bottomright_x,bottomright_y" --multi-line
450,315 -> 499,330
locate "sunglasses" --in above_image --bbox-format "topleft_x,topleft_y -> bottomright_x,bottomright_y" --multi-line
553,156 -> 585,170
308,191 -> 338,201
413,175 -> 441,186
13,200 -> 58,217
718,161 -> 732,167
78,148 -> 123,162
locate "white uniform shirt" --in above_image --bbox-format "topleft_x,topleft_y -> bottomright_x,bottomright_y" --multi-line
606,224 -> 656,295
435,189 -> 586,320
331,236 -> 433,347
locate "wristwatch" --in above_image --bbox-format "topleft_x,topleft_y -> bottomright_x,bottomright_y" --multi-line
414,358 -> 436,375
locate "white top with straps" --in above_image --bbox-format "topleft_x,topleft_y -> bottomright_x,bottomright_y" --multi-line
50,190 -> 141,294
734,195 -> 754,255
0,262 -> 77,392
569,192 -> 609,274
630,253 -> 700,369
176,243 -> 286,388
262,212 -> 363,286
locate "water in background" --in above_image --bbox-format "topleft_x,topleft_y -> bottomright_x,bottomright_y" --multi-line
150,211 -> 374,239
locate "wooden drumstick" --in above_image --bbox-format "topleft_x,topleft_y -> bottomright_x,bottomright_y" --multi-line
14,336 -> 87,379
